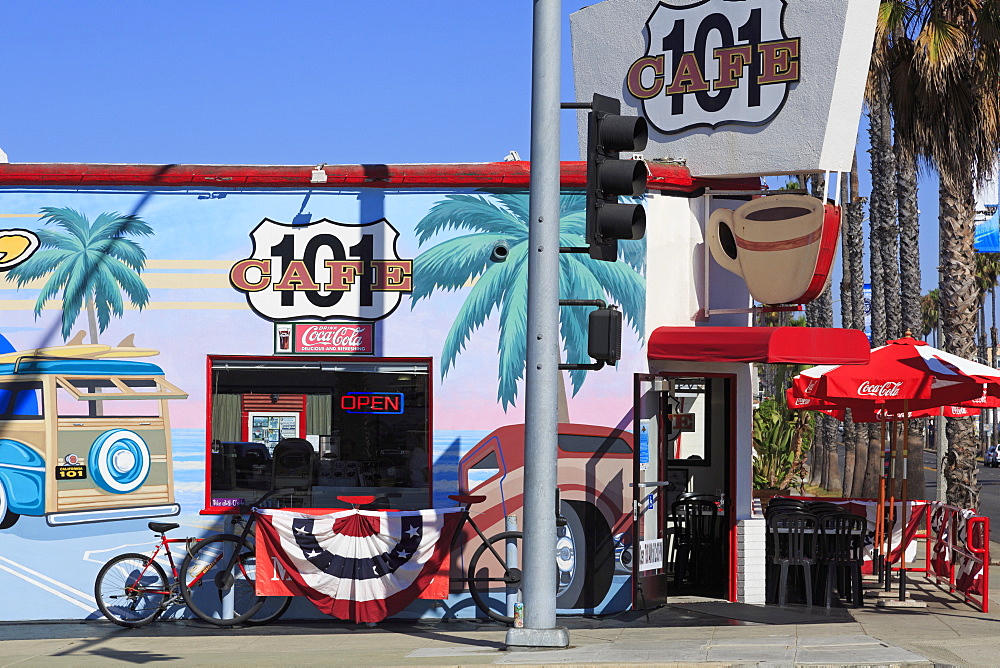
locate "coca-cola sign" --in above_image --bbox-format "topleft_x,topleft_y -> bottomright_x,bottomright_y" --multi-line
857,380 -> 904,398
275,322 -> 374,355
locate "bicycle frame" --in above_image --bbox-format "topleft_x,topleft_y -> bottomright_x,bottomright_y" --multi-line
117,532 -> 199,605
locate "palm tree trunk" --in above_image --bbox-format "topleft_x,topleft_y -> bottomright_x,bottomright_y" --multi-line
895,138 -> 925,497
840,170 -> 856,496
869,85 -> 895,344
939,175 -> 980,510
848,161 -> 871,497
86,296 -> 100,345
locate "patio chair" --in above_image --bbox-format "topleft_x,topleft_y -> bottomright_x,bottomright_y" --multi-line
671,498 -> 720,588
817,513 -> 866,608
766,511 -> 819,607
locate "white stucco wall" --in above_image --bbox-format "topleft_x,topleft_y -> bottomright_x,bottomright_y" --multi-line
645,192 -> 759,601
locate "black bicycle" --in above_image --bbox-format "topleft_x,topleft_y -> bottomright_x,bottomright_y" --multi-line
177,488 -> 293,626
94,510 -> 289,627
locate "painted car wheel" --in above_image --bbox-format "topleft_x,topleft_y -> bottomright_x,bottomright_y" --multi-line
556,500 -> 587,607
0,478 -> 19,529
88,429 -> 151,494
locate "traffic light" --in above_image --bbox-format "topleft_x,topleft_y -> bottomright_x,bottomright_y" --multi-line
586,93 -> 648,262
588,305 -> 623,364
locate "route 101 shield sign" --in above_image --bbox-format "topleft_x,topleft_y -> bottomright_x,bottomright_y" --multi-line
229,218 -> 413,322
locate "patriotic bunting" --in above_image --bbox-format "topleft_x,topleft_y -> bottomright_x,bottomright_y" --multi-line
255,507 -> 462,623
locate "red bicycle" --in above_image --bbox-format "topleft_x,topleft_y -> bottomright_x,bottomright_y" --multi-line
94,489 -> 292,628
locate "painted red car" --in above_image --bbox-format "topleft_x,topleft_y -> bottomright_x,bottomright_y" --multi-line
456,422 -> 633,611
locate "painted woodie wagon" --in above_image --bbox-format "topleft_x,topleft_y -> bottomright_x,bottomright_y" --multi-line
0,353 -> 186,529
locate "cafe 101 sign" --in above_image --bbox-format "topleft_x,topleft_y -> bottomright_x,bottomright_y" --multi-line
229,218 -> 413,322
627,0 -> 799,134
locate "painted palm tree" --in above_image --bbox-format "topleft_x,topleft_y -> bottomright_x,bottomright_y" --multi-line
6,207 -> 152,343
410,191 -> 644,415
876,0 -> 1000,509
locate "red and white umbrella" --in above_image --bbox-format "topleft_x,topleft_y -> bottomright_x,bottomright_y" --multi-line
786,387 -> 988,422
785,335 -> 1000,600
790,336 -> 1000,412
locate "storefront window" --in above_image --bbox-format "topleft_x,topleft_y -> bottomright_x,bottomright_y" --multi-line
207,357 -> 431,511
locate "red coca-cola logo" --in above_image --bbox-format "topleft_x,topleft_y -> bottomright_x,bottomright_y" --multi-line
294,323 -> 373,354
857,381 -> 903,397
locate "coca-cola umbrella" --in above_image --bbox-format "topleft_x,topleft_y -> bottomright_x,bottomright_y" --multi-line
785,388 -> 990,422
790,336 -> 1000,411
787,335 -> 1000,600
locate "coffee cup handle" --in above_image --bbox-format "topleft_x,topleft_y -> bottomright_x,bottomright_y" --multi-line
707,208 -> 743,276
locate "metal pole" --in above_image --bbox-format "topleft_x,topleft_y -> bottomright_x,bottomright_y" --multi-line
936,411 -> 947,503
505,0 -> 568,649
506,514 -> 519,620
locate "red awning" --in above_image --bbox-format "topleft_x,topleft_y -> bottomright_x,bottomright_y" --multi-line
647,326 -> 870,365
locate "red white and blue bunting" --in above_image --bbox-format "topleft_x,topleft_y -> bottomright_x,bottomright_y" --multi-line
255,507 -> 462,622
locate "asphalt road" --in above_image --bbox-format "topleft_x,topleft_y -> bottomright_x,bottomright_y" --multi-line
922,447 -> 1000,521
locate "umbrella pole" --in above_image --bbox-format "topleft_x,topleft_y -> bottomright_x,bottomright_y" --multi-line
899,416 -> 910,600
885,418 -> 897,592
875,419 -> 887,584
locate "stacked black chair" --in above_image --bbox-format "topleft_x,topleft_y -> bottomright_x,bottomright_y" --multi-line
671,498 -> 720,588
766,511 -> 819,607
817,512 -> 866,608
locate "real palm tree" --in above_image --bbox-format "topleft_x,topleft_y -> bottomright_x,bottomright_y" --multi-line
881,0 -> 1000,509
6,207 -> 152,342
920,289 -> 940,343
410,191 -> 645,416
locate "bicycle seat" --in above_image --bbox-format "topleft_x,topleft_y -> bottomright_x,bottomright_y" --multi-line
149,522 -> 179,533
449,494 -> 487,505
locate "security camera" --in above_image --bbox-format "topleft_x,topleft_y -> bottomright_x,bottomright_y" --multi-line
490,241 -> 509,263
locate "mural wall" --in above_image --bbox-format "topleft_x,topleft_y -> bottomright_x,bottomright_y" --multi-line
0,187 -> 644,621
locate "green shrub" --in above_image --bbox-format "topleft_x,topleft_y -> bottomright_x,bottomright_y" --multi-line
752,397 -> 814,490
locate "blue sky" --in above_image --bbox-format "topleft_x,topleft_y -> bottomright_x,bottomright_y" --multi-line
0,1 -> 946,298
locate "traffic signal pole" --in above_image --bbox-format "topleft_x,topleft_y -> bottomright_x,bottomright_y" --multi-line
504,0 -> 568,650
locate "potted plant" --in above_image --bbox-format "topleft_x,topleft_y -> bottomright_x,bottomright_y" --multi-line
752,396 -> 815,499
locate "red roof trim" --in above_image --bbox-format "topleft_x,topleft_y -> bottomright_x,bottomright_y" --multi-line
647,326 -> 870,365
0,162 -> 760,193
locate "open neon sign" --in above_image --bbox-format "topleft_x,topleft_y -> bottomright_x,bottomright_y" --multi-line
340,392 -> 404,414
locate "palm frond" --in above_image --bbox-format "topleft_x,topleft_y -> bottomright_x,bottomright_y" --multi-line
89,236 -> 148,271
4,248 -> 74,284
39,207 -> 94,246
559,193 -> 587,218
57,264 -> 91,339
481,191 -> 531,224
410,233 -> 513,305
496,258 -> 529,409
31,261 -> 74,316
439,245 -> 525,378
33,227 -> 84,252
414,195 -> 530,244
570,256 -> 646,337
89,212 -> 154,241
559,210 -> 586,237
103,257 -> 150,309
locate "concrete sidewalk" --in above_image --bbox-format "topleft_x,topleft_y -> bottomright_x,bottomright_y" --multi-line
1,577 -> 996,667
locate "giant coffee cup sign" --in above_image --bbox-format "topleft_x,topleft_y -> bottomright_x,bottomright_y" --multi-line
707,194 -> 840,305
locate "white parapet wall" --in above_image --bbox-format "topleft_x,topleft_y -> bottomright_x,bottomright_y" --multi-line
736,517 -> 768,605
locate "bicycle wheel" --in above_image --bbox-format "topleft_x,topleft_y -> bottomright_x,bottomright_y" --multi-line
467,531 -> 523,624
244,595 -> 292,626
95,553 -> 169,628
179,533 -> 266,626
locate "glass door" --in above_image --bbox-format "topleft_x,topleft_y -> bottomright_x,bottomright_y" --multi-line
632,373 -> 669,608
